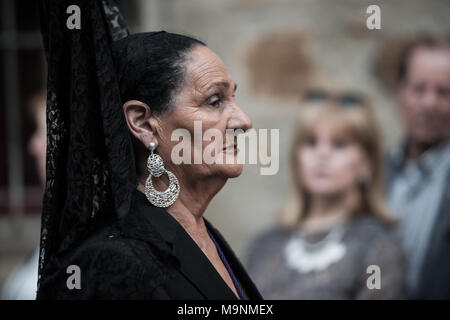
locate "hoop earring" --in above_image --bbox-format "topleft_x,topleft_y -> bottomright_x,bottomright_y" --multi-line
144,142 -> 180,208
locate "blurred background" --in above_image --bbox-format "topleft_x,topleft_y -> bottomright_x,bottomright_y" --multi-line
0,0 -> 449,291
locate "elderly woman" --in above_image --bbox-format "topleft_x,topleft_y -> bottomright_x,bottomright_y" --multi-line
36,0 -> 260,300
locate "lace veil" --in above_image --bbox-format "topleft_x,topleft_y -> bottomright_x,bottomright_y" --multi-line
38,0 -> 135,289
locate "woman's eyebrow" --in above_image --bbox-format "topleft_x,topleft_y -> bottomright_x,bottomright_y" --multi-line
205,81 -> 238,93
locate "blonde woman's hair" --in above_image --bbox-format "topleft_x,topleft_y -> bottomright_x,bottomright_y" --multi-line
278,96 -> 394,229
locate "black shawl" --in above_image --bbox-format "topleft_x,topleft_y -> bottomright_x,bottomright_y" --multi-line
38,0 -> 140,294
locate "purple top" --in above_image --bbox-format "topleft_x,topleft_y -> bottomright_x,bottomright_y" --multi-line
207,228 -> 247,300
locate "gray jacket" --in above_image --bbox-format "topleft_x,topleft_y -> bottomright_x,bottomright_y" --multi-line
385,154 -> 450,299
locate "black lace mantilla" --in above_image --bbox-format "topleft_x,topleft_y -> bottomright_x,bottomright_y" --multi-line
38,0 -> 143,292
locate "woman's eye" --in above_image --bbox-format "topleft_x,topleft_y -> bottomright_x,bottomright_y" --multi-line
305,136 -> 316,146
206,94 -> 222,108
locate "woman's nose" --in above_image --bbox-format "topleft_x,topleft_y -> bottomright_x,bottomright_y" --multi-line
227,103 -> 252,132
315,143 -> 333,159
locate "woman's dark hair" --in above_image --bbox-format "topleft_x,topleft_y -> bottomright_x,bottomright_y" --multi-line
113,31 -> 206,114
113,31 -> 206,177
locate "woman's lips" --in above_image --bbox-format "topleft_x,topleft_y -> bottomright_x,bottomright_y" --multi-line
311,168 -> 330,178
222,144 -> 238,152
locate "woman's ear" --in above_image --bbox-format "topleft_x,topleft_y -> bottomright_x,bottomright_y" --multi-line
123,100 -> 159,149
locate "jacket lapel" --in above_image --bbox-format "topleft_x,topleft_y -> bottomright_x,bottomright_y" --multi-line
120,189 -> 238,300
205,219 -> 263,300
172,223 -> 238,300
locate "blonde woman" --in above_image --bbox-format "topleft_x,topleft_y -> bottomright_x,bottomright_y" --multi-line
246,90 -> 406,299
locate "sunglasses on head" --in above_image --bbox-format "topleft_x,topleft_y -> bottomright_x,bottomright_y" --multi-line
302,89 -> 366,108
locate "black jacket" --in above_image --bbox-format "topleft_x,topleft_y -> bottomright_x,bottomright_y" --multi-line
37,189 -> 262,300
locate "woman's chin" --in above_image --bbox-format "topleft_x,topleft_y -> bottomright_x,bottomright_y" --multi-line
212,150 -> 244,177
219,163 -> 243,178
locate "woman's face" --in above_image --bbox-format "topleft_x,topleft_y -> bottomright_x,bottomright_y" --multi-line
155,45 -> 252,181
296,121 -> 369,197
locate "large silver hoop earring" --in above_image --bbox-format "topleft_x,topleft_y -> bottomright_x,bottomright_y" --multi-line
144,142 -> 180,208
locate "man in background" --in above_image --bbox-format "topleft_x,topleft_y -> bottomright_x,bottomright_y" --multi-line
385,36 -> 450,299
